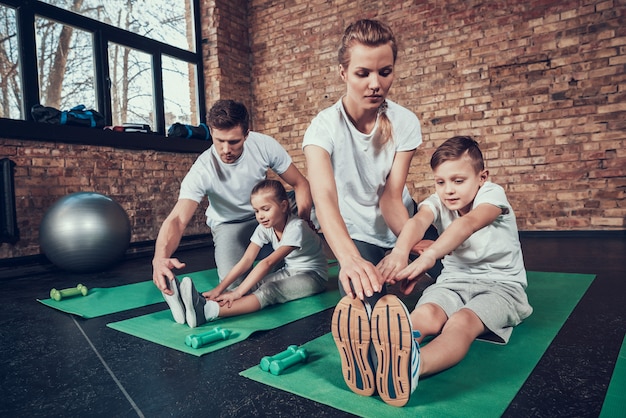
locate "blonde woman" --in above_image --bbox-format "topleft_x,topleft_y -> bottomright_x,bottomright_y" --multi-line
303,19 -> 439,405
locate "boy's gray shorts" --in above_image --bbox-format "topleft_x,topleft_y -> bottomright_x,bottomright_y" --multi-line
415,278 -> 533,344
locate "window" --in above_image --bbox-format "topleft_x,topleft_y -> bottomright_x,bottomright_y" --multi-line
0,5 -> 20,119
0,0 -> 206,152
108,42 -> 154,127
35,16 -> 96,113
40,0 -> 196,52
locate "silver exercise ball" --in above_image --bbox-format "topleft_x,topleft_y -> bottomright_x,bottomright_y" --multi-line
39,192 -> 131,273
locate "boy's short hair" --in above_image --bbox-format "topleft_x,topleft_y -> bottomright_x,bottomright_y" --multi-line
430,136 -> 485,173
207,99 -> 250,133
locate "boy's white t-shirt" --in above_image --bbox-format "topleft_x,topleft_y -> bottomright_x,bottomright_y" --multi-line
250,215 -> 328,279
418,181 -> 527,286
178,132 -> 292,229
302,99 -> 422,248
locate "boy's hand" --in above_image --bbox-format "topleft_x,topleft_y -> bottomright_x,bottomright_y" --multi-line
377,251 -> 409,283
395,251 -> 438,295
410,239 -> 435,255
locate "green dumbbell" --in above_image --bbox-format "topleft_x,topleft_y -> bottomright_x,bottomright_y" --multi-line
269,347 -> 308,376
184,327 -> 223,347
50,284 -> 88,301
189,328 -> 231,349
259,345 -> 299,372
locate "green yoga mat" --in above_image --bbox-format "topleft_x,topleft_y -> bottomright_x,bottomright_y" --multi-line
240,271 -> 595,418
107,266 -> 341,356
600,334 -> 626,418
37,269 -> 221,319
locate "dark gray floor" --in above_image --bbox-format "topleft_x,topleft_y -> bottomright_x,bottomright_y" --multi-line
1,234 -> 624,417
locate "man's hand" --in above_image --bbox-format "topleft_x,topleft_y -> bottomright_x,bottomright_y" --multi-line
152,258 -> 186,295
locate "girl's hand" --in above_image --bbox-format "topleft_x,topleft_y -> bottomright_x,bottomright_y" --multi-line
215,290 -> 242,308
203,288 -> 222,300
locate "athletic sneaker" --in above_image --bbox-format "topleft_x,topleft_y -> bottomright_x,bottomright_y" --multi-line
331,296 -> 376,397
371,294 -> 420,407
180,277 -> 207,328
162,277 -> 185,324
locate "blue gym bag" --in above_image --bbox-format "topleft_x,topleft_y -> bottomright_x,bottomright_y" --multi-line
31,104 -> 105,128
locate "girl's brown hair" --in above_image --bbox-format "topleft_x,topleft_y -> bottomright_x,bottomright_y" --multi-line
251,179 -> 289,204
338,19 -> 397,147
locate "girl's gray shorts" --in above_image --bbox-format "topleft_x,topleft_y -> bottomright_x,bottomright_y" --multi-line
252,268 -> 327,308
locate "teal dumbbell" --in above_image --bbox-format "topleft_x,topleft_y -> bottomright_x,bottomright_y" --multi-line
187,328 -> 231,349
50,284 -> 88,301
184,327 -> 223,347
269,347 -> 308,376
259,345 -> 299,372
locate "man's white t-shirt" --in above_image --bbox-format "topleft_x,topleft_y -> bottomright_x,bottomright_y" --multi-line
179,132 -> 292,229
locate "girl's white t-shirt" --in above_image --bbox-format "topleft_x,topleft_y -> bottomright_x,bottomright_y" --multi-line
251,215 -> 328,279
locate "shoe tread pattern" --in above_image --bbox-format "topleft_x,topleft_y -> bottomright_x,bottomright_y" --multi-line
331,297 -> 375,397
371,294 -> 412,407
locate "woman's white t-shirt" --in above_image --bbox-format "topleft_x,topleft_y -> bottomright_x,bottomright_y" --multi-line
302,99 -> 422,248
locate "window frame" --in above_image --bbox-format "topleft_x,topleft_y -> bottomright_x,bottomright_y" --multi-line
0,0 -> 208,153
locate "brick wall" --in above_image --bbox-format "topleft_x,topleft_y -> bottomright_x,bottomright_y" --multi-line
0,139 -> 207,259
248,0 -> 626,230
202,0 -> 254,113
2,0 -> 624,260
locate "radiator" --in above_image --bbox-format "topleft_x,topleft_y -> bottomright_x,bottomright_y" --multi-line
0,158 -> 19,244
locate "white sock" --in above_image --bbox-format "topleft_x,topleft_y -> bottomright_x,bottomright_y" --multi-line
204,300 -> 220,321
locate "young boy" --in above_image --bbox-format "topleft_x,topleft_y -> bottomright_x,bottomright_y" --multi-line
332,136 -> 532,407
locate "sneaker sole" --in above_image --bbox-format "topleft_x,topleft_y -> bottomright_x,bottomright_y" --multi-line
331,296 -> 375,397
163,278 -> 185,324
371,294 -> 413,407
180,277 -> 206,329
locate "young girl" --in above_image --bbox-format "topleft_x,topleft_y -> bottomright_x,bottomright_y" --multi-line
162,179 -> 328,328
